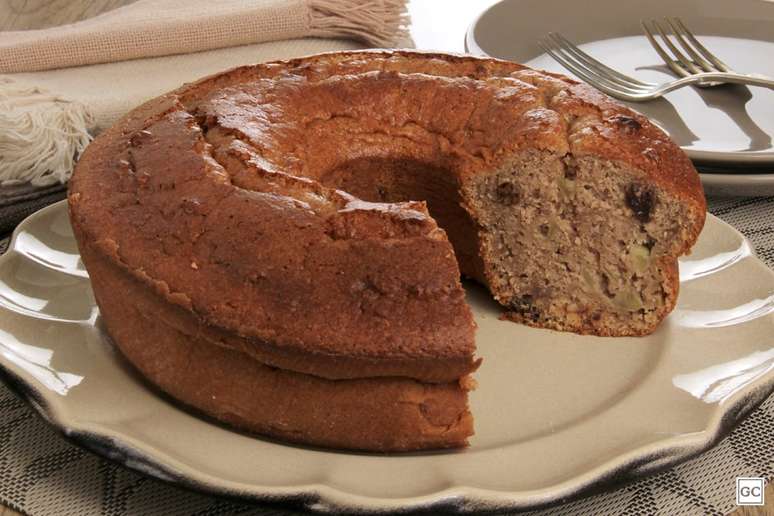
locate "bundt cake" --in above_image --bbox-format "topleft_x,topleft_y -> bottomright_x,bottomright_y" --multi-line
68,50 -> 706,452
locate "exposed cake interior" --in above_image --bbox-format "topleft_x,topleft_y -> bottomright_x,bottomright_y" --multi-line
322,150 -> 691,336
465,151 -> 690,335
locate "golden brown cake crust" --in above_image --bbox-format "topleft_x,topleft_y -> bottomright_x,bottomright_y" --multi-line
85,240 -> 473,451
69,51 -> 704,361
69,50 -> 706,450
69,57 -> 485,383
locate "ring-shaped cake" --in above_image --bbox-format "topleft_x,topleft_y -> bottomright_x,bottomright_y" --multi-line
69,50 -> 705,451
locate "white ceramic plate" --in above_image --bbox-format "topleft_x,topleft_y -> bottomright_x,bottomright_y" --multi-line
0,201 -> 773,513
465,0 -> 774,168
697,165 -> 774,197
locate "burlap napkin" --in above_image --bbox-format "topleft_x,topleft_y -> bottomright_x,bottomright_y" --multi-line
0,0 -> 407,74
0,0 -> 409,190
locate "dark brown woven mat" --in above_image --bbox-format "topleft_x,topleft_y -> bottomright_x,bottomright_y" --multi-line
0,183 -> 67,237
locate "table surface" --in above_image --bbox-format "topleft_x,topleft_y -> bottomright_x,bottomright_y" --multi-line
0,1 -> 772,515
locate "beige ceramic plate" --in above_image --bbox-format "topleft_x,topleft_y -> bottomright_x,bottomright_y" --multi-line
466,0 -> 774,168
0,201 -> 773,513
697,164 -> 774,197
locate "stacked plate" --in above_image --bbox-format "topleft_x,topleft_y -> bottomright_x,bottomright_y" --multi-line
466,0 -> 774,197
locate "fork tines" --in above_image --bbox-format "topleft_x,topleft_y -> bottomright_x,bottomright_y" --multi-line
641,17 -> 731,77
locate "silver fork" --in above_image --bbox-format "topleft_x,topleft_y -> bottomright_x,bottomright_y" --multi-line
538,32 -> 774,102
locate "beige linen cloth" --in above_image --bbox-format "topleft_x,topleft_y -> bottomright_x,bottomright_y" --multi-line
0,0 -> 409,185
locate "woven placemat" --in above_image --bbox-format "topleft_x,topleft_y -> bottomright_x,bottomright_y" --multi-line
0,195 -> 772,516
0,183 -> 67,236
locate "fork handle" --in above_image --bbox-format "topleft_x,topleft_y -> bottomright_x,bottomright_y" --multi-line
671,72 -> 774,91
